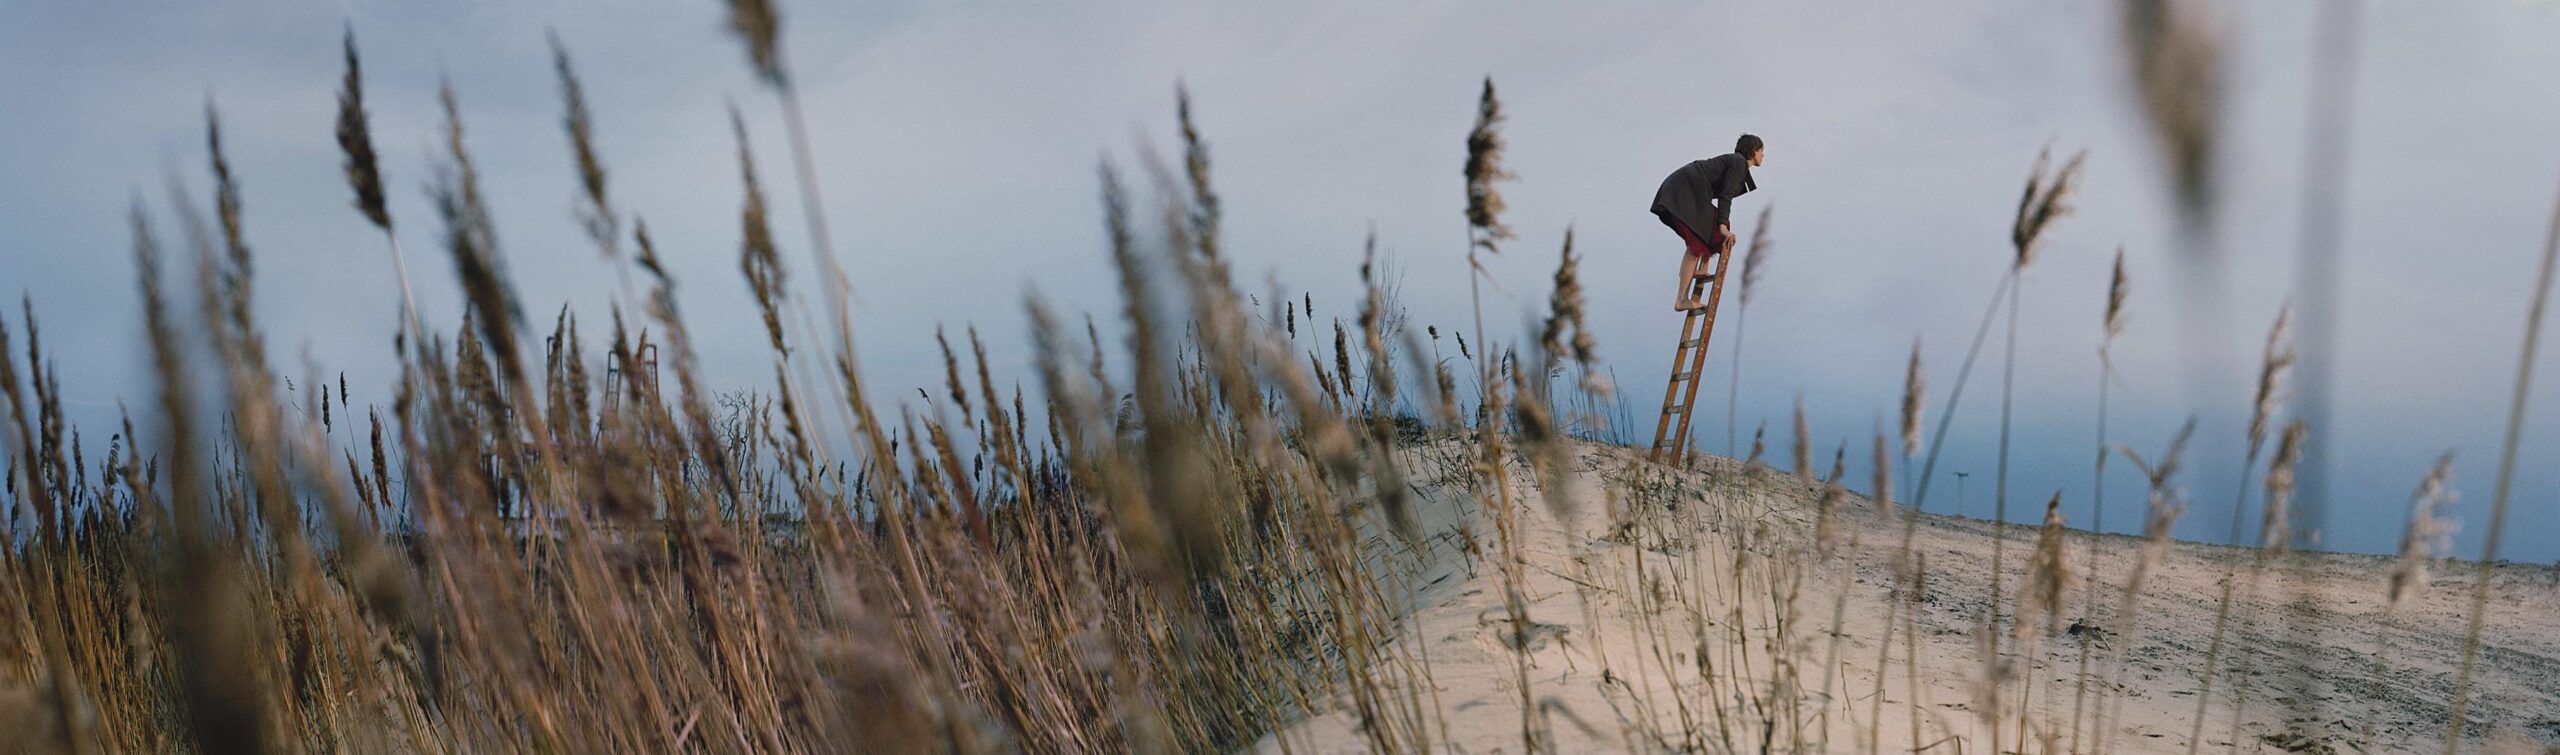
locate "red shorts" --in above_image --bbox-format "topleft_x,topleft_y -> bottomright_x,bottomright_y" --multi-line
1672,219 -> 1727,258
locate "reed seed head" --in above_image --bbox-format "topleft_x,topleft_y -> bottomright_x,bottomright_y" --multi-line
733,107 -> 789,356
2112,420 -> 2195,614
2011,146 -> 2090,269
1358,232 -> 1399,406
725,0 -> 786,87
2249,305 -> 2295,450
1791,397 -> 1812,485
335,28 -> 390,230
2261,420 -> 2306,552
2125,420 -> 2198,555
1463,77 -> 1513,252
550,32 -> 616,253
1747,421 -> 1766,467
1900,340 -> 1924,458
2104,246 -> 2129,345
1813,476 -> 1843,554
2122,0 -> 2224,229
206,106 -> 247,291
1739,205 -> 1773,308
2019,492 -> 2071,636
1332,321 -> 1352,403
1176,81 -> 1219,262
936,325 -> 971,423
205,104 -> 266,372
435,80 -> 526,385
2388,453 -> 2459,608
1432,360 -> 1460,427
1871,432 -> 1894,517
1539,228 -> 1607,397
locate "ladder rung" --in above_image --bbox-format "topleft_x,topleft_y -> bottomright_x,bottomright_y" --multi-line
1662,405 -> 1683,416
1680,338 -> 1702,348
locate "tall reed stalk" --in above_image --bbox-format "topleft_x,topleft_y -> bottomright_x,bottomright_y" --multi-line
2094,421 -> 2195,754
2443,172 -> 2560,755
334,29 -> 425,351
2187,306 -> 2291,753
2067,247 -> 2128,752
1461,75 -> 1545,753
1726,206 -> 1772,455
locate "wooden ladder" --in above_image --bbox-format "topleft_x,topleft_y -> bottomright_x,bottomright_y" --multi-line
1648,244 -> 1734,462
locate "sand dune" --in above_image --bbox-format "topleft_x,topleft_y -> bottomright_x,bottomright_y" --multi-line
1259,440 -> 2560,754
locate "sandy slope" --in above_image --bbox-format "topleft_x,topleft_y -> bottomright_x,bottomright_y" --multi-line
1256,440 -> 2560,754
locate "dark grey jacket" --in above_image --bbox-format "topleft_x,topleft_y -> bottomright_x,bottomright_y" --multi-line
1651,153 -> 1756,236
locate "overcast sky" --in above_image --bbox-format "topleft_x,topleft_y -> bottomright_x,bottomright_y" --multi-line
6,1 -> 2560,563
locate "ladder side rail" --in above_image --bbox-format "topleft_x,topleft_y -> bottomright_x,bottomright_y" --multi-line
1648,310 -> 1708,458
1666,244 -> 1738,459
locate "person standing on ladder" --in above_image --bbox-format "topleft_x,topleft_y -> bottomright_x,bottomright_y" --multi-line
1652,133 -> 1764,311
1644,134 -> 1764,461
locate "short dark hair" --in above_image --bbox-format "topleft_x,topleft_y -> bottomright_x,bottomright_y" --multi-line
1736,133 -> 1764,156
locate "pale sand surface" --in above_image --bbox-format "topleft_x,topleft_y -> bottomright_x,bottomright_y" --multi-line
1257,440 -> 2560,754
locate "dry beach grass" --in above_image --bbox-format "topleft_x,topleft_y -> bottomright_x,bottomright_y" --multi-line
3,2 -> 2560,754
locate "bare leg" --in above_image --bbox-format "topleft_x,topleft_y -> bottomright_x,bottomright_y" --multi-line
1673,252 -> 1707,310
